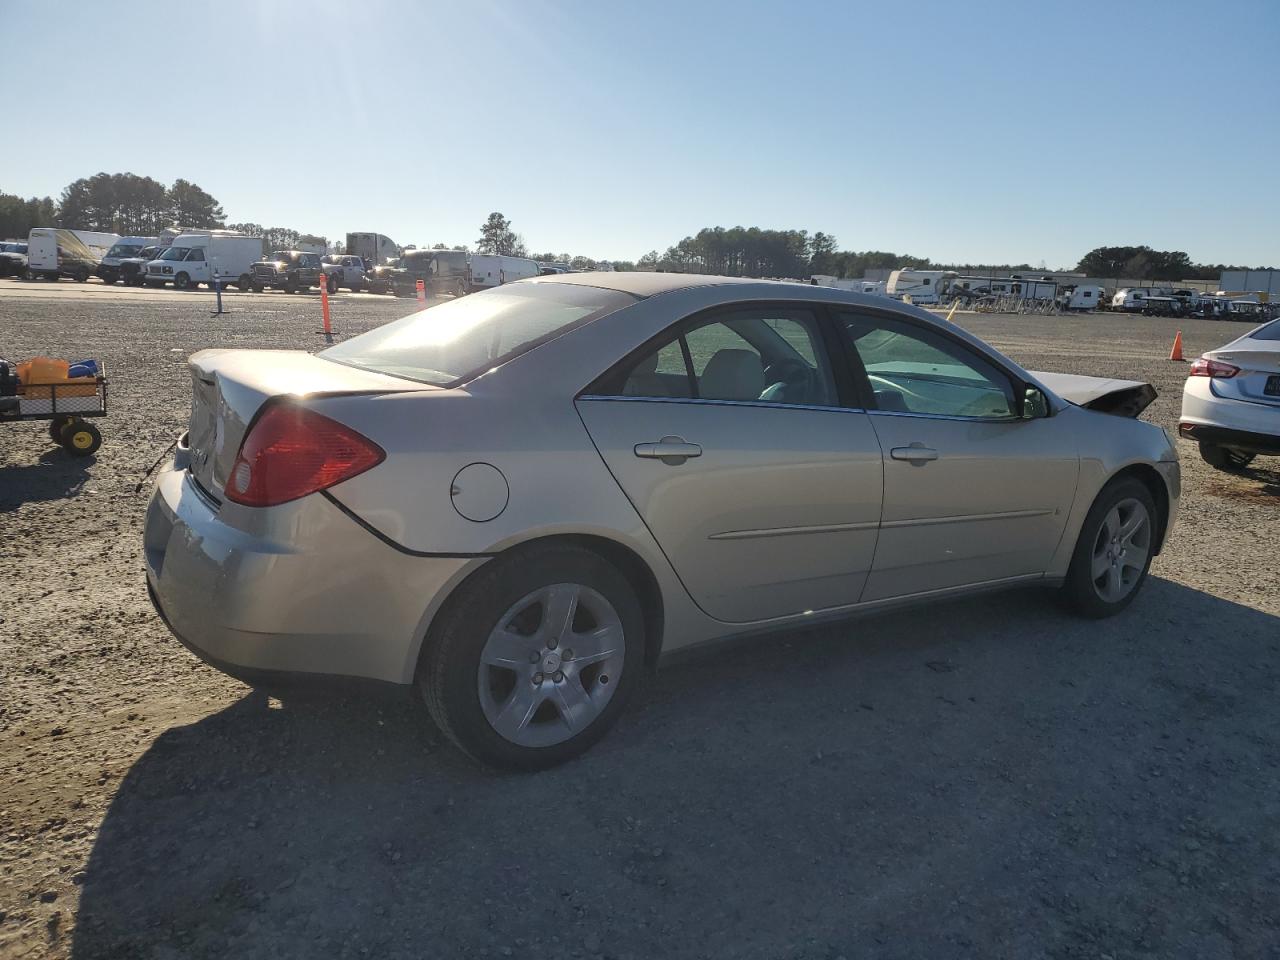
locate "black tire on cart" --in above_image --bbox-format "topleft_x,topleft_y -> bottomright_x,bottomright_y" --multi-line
49,415 -> 74,443
62,420 -> 102,457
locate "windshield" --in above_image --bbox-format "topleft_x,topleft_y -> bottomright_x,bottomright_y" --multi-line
159,247 -> 188,261
321,282 -> 634,386
106,243 -> 145,258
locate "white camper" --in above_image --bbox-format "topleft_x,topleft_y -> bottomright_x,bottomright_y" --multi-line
1111,287 -> 1153,311
26,228 -> 120,281
345,232 -> 399,265
144,231 -> 263,290
886,269 -> 953,304
1062,284 -> 1105,310
468,254 -> 540,290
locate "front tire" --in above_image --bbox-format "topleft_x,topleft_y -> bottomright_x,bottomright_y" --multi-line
236,274 -> 251,292
1060,477 -> 1157,619
1198,442 -> 1255,472
173,271 -> 192,291
420,544 -> 644,771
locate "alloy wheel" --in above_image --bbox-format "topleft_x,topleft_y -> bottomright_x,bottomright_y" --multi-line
477,583 -> 625,748
1090,497 -> 1151,603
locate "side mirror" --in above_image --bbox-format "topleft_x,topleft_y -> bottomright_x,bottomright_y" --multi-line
1021,386 -> 1050,419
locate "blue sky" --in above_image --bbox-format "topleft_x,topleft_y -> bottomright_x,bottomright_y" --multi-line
3,0 -> 1277,267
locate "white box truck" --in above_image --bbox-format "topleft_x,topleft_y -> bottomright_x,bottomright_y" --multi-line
144,231 -> 263,291
26,228 -> 120,282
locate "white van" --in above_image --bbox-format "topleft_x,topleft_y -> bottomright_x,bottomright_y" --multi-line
468,255 -> 540,291
144,231 -> 263,290
98,236 -> 159,284
27,228 -> 120,282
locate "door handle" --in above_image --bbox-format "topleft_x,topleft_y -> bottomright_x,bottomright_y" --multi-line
890,444 -> 939,463
634,435 -> 703,465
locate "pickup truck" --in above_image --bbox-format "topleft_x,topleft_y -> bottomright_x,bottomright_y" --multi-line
322,254 -> 367,292
0,241 -> 27,277
249,250 -> 325,293
365,257 -> 402,295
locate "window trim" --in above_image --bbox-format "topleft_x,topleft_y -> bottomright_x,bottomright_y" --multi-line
580,300 -> 862,411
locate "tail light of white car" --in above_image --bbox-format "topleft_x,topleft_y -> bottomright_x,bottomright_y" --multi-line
1188,357 -> 1240,378
225,402 -> 385,507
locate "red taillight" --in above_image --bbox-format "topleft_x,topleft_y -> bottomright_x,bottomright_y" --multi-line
1188,357 -> 1239,378
225,403 -> 384,507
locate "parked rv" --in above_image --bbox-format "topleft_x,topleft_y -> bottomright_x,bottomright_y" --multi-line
886,269 -> 954,304
1111,287 -> 1168,312
145,232 -> 261,290
249,250 -> 325,293
345,232 -> 398,265
322,254 -> 367,292
1059,284 -> 1105,310
26,228 -> 119,282
468,254 -> 540,290
97,236 -> 159,284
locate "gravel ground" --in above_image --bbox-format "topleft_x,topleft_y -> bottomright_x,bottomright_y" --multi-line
1,280 -> 1277,960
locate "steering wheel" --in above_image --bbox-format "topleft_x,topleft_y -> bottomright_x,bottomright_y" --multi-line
761,357 -> 814,403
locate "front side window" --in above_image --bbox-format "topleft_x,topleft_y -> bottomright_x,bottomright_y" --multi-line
185,247 -> 206,262
596,307 -> 838,407
839,312 -> 1016,419
159,247 -> 188,261
322,281 -> 634,386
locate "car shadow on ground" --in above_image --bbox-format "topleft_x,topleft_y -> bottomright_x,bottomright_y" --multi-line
0,449 -> 92,511
72,578 -> 1280,959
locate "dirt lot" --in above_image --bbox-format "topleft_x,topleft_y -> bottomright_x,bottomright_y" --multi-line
1,279 -> 1278,960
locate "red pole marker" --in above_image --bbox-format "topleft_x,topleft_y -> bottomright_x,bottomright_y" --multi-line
320,273 -> 332,336
416,278 -> 426,304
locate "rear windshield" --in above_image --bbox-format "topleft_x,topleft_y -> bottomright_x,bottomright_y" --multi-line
321,282 -> 635,386
1250,319 -> 1280,341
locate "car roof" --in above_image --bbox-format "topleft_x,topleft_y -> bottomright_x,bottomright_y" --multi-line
527,271 -> 761,298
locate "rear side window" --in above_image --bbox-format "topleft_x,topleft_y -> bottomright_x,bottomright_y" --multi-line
592,307 -> 838,407
322,282 -> 634,386
1251,319 -> 1280,341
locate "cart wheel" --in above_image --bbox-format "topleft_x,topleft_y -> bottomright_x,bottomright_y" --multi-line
63,421 -> 102,457
50,415 -> 74,443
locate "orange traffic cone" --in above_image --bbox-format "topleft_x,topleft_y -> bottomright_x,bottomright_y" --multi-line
1169,330 -> 1184,362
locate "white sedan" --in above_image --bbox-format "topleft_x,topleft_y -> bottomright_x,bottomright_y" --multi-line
1179,318 -> 1280,470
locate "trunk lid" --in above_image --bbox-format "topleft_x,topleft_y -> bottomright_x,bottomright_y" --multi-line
185,349 -> 431,499
1206,346 -> 1280,406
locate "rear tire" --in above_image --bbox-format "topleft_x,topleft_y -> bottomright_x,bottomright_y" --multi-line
1198,442 -> 1255,472
420,544 -> 644,771
49,415 -> 73,443
1060,477 -> 1157,619
62,420 -> 101,457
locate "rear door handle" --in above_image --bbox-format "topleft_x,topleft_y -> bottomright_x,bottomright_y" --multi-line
890,444 -> 939,463
634,435 -> 703,464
